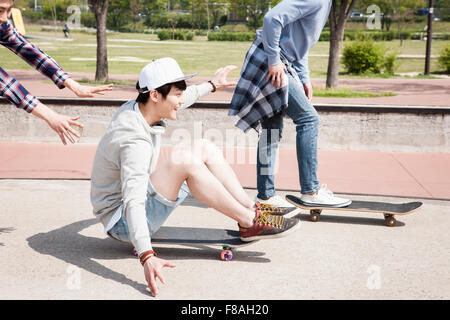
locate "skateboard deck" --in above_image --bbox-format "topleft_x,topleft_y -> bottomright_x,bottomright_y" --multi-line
285,194 -> 422,227
135,226 -> 258,261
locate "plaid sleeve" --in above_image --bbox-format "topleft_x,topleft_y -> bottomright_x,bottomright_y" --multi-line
0,22 -> 69,88
0,67 -> 39,112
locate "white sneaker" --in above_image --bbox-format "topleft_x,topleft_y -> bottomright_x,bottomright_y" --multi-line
255,194 -> 300,217
255,194 -> 296,208
300,185 -> 351,208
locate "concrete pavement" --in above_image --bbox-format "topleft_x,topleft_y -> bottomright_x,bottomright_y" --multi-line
0,179 -> 448,300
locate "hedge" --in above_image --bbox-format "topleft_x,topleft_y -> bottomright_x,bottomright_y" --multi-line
438,45 -> 450,74
207,32 -> 256,41
319,30 -> 450,41
157,30 -> 194,41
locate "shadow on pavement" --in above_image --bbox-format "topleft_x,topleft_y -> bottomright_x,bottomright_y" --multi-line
27,219 -> 149,295
0,227 -> 15,247
26,218 -> 269,295
295,213 -> 406,227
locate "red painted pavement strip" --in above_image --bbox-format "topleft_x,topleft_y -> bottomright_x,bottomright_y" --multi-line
0,142 -> 448,199
390,153 -> 450,199
0,142 -> 95,179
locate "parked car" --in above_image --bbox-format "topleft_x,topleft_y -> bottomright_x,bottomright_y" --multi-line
351,11 -> 364,18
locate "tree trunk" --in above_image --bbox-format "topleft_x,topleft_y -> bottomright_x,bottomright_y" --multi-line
326,29 -> 344,88
90,0 -> 109,82
325,0 -> 357,89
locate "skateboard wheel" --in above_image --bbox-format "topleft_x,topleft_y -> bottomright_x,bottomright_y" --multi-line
221,249 -> 233,261
385,216 -> 397,227
310,209 -> 321,222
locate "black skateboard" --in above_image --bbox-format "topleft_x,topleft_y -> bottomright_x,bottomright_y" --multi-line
133,226 -> 258,261
285,194 -> 422,227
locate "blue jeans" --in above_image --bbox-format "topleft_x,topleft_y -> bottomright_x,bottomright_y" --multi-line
257,73 -> 320,197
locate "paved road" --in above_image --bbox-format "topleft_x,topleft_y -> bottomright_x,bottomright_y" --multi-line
0,180 -> 448,300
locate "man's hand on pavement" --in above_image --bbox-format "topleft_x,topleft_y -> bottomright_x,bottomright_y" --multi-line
143,256 -> 176,297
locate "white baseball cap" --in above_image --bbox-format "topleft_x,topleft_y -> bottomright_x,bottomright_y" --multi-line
138,57 -> 197,93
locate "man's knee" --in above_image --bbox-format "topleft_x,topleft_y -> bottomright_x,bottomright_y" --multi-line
292,110 -> 320,130
172,138 -> 224,167
194,138 -> 224,162
170,145 -> 202,169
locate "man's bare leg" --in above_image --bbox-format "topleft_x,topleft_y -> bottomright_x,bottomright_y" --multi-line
150,141 -> 255,228
176,139 -> 254,210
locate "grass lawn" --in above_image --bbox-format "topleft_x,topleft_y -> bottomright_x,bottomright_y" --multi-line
312,87 -> 396,98
2,23 -> 448,80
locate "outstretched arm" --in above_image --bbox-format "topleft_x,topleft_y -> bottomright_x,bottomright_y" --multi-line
208,65 -> 238,91
62,78 -> 113,98
182,65 -> 238,108
0,67 -> 82,145
1,22 -> 113,97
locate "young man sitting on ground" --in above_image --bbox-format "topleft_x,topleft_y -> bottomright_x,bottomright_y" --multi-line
90,58 -> 300,296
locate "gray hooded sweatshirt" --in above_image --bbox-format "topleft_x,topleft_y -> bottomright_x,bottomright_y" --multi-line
90,83 -> 211,255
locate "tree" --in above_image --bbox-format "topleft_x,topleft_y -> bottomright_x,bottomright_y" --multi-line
130,0 -> 144,32
326,0 -> 357,89
167,11 -> 178,39
88,0 -> 110,82
390,0 -> 425,46
233,0 -> 281,31
108,0 -> 131,29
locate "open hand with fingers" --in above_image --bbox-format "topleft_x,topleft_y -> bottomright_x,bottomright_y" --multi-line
45,113 -> 83,145
209,65 -> 238,91
31,102 -> 83,145
63,78 -> 113,98
143,256 -> 176,297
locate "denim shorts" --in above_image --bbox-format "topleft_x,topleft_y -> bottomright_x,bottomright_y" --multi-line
107,180 -> 190,244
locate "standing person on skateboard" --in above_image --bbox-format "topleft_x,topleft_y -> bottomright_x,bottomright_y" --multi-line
0,0 -> 112,144
90,58 -> 300,296
230,0 -> 351,208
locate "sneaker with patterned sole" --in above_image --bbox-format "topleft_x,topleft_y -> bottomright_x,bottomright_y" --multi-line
239,210 -> 300,242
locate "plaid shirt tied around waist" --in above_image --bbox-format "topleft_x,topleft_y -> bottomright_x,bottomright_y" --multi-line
0,22 -> 69,112
229,36 -> 301,133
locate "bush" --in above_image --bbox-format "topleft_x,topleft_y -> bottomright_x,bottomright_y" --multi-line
81,12 -> 96,28
207,32 -> 255,41
342,41 -> 386,74
383,52 -> 399,75
157,30 -> 171,40
157,30 -> 194,41
438,45 -> 450,74
319,30 -> 330,41
185,32 -> 194,41
320,30 -> 397,42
